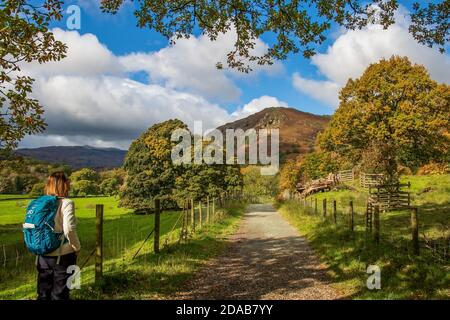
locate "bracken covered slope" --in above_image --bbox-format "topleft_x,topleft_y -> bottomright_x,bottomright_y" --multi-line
217,107 -> 330,162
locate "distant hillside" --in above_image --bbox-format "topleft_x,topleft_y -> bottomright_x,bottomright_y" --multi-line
16,146 -> 127,169
218,107 -> 330,162
14,107 -> 328,168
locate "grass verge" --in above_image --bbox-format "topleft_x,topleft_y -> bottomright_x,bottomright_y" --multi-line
0,199 -> 245,300
276,174 -> 449,299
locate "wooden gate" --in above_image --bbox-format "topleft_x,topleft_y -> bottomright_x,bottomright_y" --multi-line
368,182 -> 411,211
360,173 -> 385,188
337,169 -> 354,182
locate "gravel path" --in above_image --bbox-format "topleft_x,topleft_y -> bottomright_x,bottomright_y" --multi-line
175,204 -> 345,300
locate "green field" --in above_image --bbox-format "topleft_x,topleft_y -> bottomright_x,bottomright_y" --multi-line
0,196 -> 135,243
277,174 -> 450,299
0,196 -> 245,299
0,194 -> 30,200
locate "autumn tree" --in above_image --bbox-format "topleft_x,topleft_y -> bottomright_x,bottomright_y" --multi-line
1,0 -> 67,152
120,119 -> 188,211
174,164 -> 223,203
223,165 -> 243,194
318,56 -> 450,178
300,151 -> 340,181
101,0 -> 449,72
279,159 -> 301,192
173,139 -> 243,205
279,151 -> 339,190
241,166 -> 278,198
2,1 -> 448,151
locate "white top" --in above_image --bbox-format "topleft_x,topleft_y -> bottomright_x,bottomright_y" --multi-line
46,198 -> 81,256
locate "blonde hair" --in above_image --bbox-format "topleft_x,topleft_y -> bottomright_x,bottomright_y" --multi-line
45,172 -> 70,197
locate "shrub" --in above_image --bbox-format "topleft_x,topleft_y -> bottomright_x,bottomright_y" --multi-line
397,165 -> 413,176
301,151 -> 339,181
417,162 -> 450,175
71,180 -> 99,196
29,182 -> 45,197
70,168 -> 100,183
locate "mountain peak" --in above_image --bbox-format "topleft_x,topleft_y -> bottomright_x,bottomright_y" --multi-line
218,107 -> 330,161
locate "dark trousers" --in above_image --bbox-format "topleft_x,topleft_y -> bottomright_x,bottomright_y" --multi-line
37,252 -> 77,300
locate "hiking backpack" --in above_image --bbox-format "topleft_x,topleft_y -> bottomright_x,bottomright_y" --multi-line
23,195 -> 64,255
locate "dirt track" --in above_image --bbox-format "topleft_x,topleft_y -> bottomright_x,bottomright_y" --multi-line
175,204 -> 345,300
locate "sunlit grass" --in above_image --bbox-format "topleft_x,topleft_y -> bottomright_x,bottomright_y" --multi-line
277,174 -> 450,299
0,197 -> 245,300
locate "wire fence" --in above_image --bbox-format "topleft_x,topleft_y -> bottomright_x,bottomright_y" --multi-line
290,195 -> 449,261
0,194 -> 247,293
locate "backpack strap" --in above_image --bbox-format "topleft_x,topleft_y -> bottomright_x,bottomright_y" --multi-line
56,235 -> 65,265
56,198 -> 65,265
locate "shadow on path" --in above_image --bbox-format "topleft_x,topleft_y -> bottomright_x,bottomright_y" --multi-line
175,204 -> 347,300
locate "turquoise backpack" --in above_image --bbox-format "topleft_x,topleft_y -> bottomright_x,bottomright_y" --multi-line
23,195 -> 65,255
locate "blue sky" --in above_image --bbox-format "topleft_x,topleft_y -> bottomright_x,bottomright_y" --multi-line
51,0 -> 333,114
20,1 -> 449,149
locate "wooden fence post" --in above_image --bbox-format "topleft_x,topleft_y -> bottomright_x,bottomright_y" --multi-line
2,244 -> 5,268
154,199 -> 161,253
411,207 -> 420,255
15,245 -> 18,267
349,201 -> 354,232
366,202 -> 372,233
191,198 -> 195,231
333,200 -> 337,224
212,198 -> 216,220
207,196 -> 210,224
323,199 -> 327,218
95,204 -> 104,284
373,206 -> 380,244
181,201 -> 187,242
198,201 -> 202,228
314,198 -> 317,214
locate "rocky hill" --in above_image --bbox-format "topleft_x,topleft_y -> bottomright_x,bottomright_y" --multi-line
218,107 -> 330,162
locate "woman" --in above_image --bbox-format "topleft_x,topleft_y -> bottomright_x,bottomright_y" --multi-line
37,172 -> 81,300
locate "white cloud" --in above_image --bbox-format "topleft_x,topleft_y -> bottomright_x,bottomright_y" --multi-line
119,31 -> 282,102
292,75 -> 340,107
292,8 -> 450,108
19,29 -> 284,149
23,28 -> 121,77
232,96 -> 289,119
21,75 -> 231,148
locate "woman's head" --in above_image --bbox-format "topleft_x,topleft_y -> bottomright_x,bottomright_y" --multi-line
45,172 -> 70,197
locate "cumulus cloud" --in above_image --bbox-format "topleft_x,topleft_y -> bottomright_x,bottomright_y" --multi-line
19,28 -> 283,149
231,96 -> 289,119
23,28 -> 121,77
292,75 -> 340,107
22,75 -> 229,148
120,31 -> 282,102
292,8 -> 450,108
